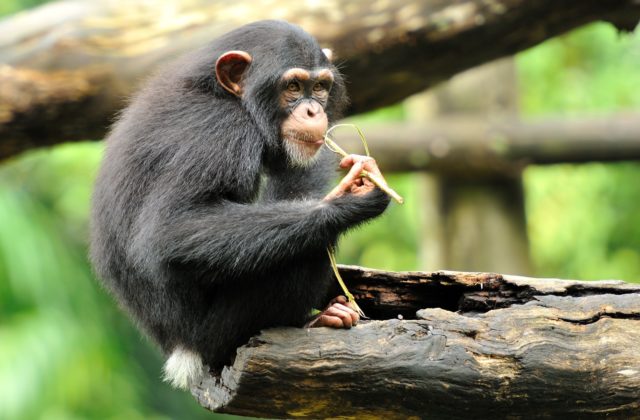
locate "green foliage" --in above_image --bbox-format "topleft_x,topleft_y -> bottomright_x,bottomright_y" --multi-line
525,162 -> 640,281
518,23 -> 640,115
0,0 -> 47,17
0,144 -> 222,419
337,173 -> 422,271
518,23 -> 640,283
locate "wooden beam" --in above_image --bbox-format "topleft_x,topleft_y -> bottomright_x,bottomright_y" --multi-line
1,0 -> 639,158
191,265 -> 640,418
337,115 -> 640,176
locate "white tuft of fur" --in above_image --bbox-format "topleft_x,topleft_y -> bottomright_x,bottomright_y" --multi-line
163,347 -> 205,389
283,136 -> 321,169
322,48 -> 333,62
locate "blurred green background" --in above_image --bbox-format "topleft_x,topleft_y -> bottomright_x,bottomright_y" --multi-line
1,0 -> 639,418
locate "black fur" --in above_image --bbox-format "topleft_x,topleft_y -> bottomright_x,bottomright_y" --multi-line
90,20 -> 389,370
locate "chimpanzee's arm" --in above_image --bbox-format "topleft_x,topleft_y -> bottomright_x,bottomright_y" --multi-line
131,188 -> 388,280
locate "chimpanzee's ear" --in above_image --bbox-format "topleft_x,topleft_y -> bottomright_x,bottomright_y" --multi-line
322,48 -> 333,62
215,51 -> 252,96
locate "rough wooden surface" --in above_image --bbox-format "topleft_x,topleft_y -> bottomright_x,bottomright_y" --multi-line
191,265 -> 640,418
1,0 -> 639,158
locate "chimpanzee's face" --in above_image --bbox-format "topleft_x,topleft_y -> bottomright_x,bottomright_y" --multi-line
215,44 -> 342,168
278,67 -> 334,167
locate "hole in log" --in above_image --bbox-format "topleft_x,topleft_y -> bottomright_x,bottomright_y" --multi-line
350,282 -> 468,320
336,266 -> 640,320
332,268 -> 472,320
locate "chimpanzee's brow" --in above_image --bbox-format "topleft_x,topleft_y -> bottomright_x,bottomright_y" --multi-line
281,68 -> 334,82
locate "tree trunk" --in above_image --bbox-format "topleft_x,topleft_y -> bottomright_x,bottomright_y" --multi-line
1,0 -> 639,158
191,265 -> 640,418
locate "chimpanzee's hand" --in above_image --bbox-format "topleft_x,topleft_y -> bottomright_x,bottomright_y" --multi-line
323,154 -> 389,202
306,295 -> 360,329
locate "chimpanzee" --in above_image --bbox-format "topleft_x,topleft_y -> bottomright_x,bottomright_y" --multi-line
90,20 -> 390,389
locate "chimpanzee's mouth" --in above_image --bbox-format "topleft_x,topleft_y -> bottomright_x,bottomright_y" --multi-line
292,137 -> 324,146
283,131 -> 324,146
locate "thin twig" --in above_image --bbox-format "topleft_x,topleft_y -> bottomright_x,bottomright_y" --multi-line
327,245 -> 366,318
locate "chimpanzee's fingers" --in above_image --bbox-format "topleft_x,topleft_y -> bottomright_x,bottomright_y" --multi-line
345,304 -> 361,326
325,305 -> 353,328
341,155 -> 387,191
339,155 -> 354,168
308,314 -> 344,328
330,295 -> 348,306
361,160 -> 391,194
322,162 -> 364,201
340,154 -> 374,169
361,158 -> 384,178
336,161 -> 364,190
333,302 -> 359,326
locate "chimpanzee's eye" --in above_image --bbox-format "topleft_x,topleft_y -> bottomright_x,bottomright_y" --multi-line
312,82 -> 324,92
287,81 -> 301,92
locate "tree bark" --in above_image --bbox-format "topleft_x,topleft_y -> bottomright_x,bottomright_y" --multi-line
191,265 -> 640,418
1,0 -> 639,159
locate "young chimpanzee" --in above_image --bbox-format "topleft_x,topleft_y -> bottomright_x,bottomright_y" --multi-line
90,20 -> 390,389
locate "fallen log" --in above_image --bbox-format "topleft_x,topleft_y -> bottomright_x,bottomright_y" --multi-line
191,265 -> 640,418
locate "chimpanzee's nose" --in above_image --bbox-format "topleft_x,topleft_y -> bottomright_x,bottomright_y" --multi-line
305,102 -> 322,118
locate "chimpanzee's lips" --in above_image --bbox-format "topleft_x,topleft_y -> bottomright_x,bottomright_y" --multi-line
292,137 -> 324,146
283,131 -> 324,146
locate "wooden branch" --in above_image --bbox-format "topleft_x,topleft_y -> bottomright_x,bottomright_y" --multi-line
1,0 -> 639,158
336,115 -> 640,177
191,265 -> 640,418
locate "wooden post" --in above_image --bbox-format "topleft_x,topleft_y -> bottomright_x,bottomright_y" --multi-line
406,59 -> 531,274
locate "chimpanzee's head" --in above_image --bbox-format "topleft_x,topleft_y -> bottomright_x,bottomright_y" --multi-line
212,20 -> 347,167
